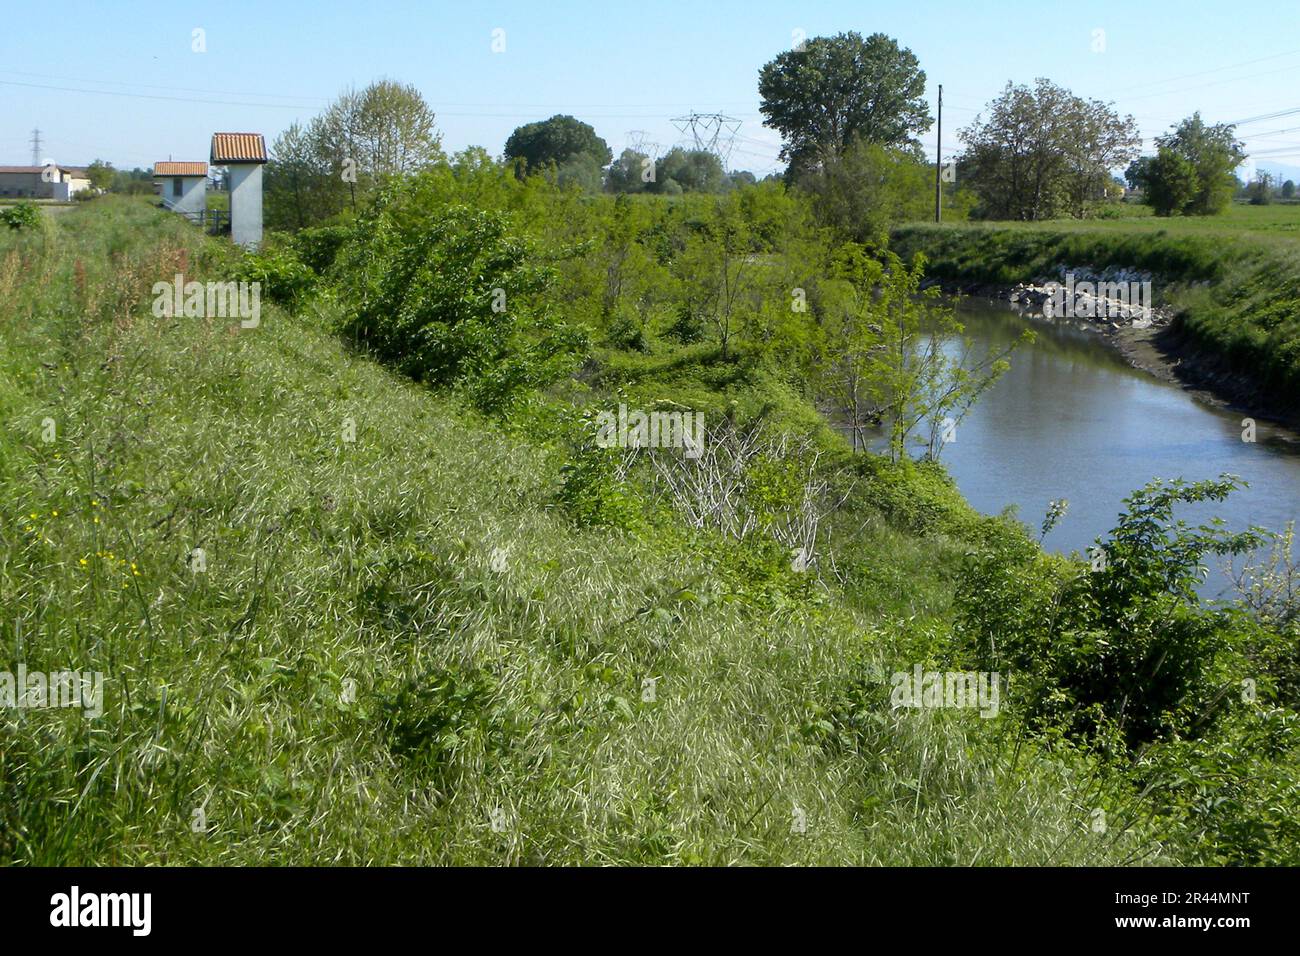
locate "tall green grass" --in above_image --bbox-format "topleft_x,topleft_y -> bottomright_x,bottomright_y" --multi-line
0,198 -> 1158,865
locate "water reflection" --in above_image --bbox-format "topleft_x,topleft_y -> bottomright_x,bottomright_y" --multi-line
867,298 -> 1300,597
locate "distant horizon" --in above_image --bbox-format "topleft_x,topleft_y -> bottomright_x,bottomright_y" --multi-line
5,0 -> 1300,181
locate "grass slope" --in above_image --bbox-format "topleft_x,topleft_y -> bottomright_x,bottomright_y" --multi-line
0,199 -> 1153,865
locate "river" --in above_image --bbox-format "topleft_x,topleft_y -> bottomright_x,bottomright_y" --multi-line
893,297 -> 1300,597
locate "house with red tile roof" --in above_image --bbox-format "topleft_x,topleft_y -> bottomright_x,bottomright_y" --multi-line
153,161 -> 209,220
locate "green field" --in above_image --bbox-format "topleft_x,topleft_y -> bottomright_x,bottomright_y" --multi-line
925,200 -> 1300,244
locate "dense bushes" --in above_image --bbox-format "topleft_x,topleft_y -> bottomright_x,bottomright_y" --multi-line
955,476 -> 1267,749
334,183 -> 587,415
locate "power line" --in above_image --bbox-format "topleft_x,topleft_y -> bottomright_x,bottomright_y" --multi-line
1094,47 -> 1300,97
1229,106 -> 1300,126
0,68 -> 326,104
669,112 -> 743,168
0,77 -> 320,110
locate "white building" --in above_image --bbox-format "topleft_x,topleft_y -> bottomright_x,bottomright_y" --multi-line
0,165 -> 92,200
153,161 -> 209,220
210,133 -> 267,249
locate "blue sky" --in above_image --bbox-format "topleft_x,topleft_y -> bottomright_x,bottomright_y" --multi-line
4,0 -> 1300,178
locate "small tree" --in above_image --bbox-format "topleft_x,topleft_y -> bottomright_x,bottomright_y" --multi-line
651,148 -> 726,194
1248,171 -> 1275,205
1129,148 -> 1200,216
819,246 -> 1027,459
671,195 -> 754,359
1134,113 -> 1245,216
85,159 -> 115,191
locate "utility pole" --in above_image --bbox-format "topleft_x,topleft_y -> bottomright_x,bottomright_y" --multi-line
934,86 -> 942,223
30,128 -> 43,167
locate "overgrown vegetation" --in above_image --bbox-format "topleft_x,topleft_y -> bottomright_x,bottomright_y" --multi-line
5,24 -> 1299,866
3,168 -> 1297,866
0,197 -> 1157,865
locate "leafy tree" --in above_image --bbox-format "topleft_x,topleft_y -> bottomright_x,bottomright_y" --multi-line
265,121 -> 343,229
504,114 -> 611,178
606,148 -> 652,193
1283,179 -> 1296,199
959,79 -> 1139,220
1248,171 -> 1275,205
265,81 -> 443,228
651,148 -> 726,194
315,80 -> 442,179
819,246 -> 1025,458
85,160 -> 115,191
796,138 -> 932,242
758,31 -> 931,175
1134,113 -> 1245,216
1127,149 -> 1199,216
670,194 -> 754,358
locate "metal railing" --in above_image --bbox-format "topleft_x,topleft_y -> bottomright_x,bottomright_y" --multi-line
159,200 -> 229,235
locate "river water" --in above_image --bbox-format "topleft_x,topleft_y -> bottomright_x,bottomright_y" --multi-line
900,298 -> 1300,597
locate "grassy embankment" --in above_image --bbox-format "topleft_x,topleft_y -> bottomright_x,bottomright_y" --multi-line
0,196 -> 1160,865
892,204 -> 1300,420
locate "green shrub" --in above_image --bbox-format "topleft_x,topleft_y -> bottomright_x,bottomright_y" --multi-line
0,202 -> 40,230
955,476 -> 1267,749
235,245 -> 316,308
336,187 -> 587,415
1139,707 -> 1300,865
556,411 -> 645,531
293,223 -> 354,274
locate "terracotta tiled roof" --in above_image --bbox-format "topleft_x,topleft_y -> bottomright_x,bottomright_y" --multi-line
154,161 -> 208,176
210,133 -> 267,164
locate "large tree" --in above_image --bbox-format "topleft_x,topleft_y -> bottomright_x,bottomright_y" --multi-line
265,80 -> 443,228
503,114 -> 611,179
758,31 -> 931,176
959,79 -> 1139,220
1131,113 -> 1245,216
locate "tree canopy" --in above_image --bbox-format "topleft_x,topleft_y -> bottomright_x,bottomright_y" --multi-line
1126,113 -> 1245,216
503,114 -> 612,178
265,80 -> 444,228
758,31 -> 931,175
958,79 -> 1140,220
